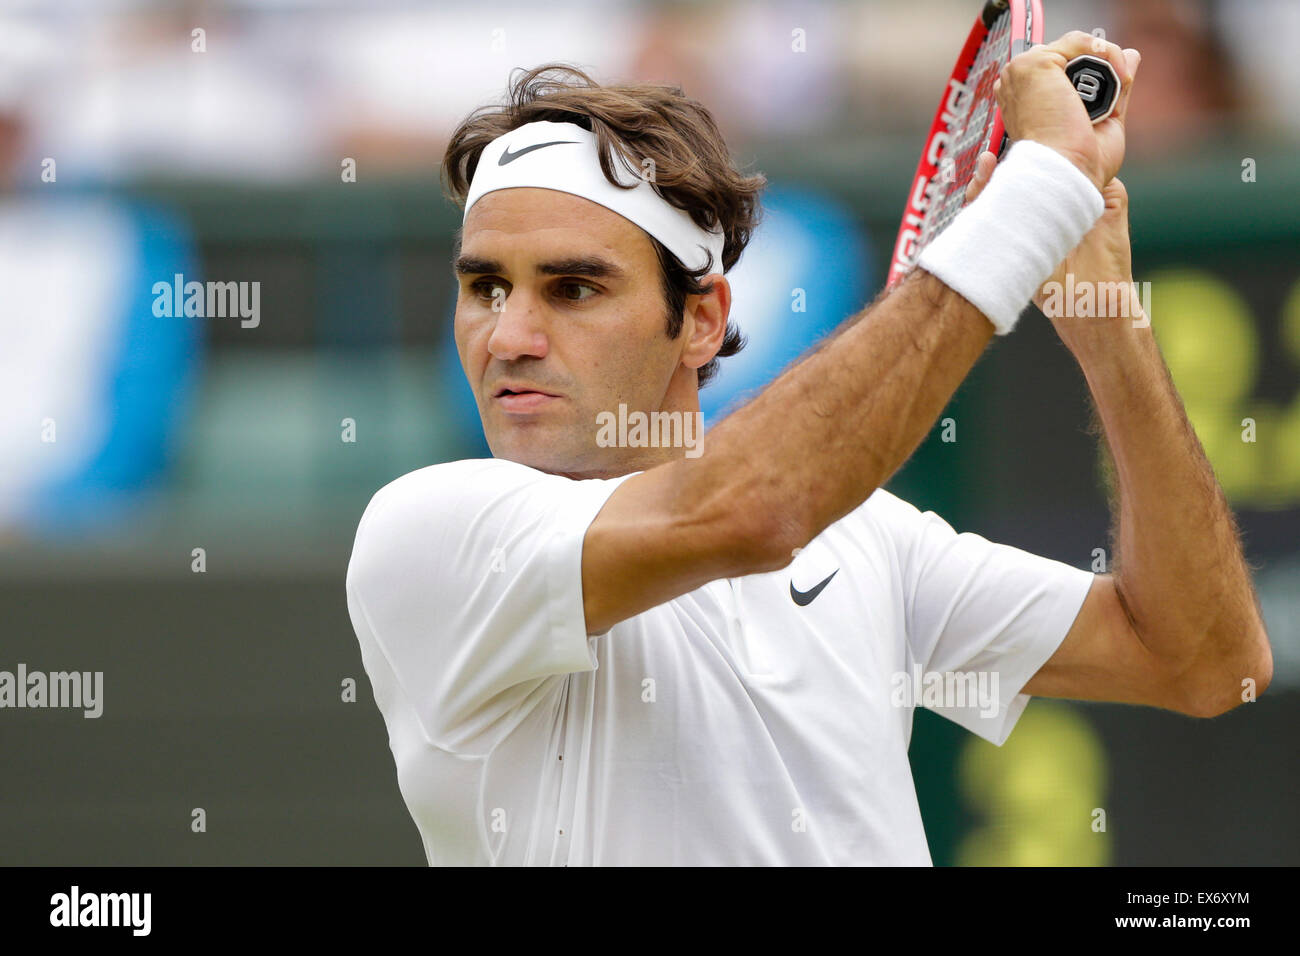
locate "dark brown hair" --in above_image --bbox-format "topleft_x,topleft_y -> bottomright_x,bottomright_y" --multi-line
442,63 -> 766,386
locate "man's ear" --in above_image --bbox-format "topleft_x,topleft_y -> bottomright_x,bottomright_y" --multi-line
679,275 -> 731,372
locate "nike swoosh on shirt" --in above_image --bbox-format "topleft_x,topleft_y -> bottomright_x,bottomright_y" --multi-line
790,569 -> 838,606
498,140 -> 579,165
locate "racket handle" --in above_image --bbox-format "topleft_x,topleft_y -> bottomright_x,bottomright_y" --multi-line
994,52 -> 1124,158
1064,54 -> 1121,123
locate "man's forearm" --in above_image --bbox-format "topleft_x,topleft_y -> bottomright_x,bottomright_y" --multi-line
692,267 -> 993,555
1068,316 -> 1272,703
580,267 -> 996,633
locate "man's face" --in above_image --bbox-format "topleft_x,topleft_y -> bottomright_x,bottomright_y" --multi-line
454,187 -> 701,478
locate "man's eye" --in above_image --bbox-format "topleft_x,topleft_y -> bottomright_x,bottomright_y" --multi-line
559,281 -> 599,302
471,279 -> 507,300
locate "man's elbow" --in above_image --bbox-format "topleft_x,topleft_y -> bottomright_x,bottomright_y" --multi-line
731,505 -> 807,575
1177,625 -> 1273,719
685,468 -> 807,576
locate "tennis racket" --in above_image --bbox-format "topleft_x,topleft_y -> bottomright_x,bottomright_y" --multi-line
886,0 -> 1121,287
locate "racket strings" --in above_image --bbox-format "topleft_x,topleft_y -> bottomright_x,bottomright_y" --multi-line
920,11 -> 1011,245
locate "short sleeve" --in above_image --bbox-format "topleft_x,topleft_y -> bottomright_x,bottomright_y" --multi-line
872,491 -> 1094,746
345,458 -> 634,755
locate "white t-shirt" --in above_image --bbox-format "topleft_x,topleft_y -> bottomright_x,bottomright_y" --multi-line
345,457 -> 1094,865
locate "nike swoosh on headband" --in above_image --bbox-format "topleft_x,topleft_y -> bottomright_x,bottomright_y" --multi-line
790,569 -> 838,607
498,140 -> 580,166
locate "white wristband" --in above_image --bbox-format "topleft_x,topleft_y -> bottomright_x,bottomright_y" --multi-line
916,139 -> 1106,335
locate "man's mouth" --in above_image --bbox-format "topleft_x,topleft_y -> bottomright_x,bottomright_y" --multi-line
491,384 -> 560,412
493,386 -> 556,398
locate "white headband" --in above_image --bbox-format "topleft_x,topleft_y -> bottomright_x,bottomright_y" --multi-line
462,120 -> 726,274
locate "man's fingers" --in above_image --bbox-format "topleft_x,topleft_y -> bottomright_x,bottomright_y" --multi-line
1100,176 -> 1129,212
964,151 -> 997,204
1108,48 -> 1141,127
1038,31 -> 1135,88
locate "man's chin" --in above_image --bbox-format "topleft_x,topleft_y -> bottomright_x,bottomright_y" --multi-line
486,431 -> 590,477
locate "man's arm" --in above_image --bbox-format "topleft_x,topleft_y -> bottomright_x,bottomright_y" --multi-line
583,271 -> 991,632
1022,183 -> 1273,716
582,33 -> 1135,634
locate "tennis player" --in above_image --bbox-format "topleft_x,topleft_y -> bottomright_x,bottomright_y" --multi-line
346,32 -> 1272,865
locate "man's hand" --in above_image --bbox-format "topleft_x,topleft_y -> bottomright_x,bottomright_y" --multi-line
994,33 -> 1139,189
966,163 -> 1137,348
1033,177 -> 1139,346
965,43 -> 1142,346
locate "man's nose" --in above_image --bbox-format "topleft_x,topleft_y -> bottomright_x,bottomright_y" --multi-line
486,288 -> 549,362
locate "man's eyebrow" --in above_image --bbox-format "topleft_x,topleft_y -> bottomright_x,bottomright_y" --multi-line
453,253 -> 627,280
453,254 -> 502,277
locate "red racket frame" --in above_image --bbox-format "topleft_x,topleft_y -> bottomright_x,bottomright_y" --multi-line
886,0 -> 1044,287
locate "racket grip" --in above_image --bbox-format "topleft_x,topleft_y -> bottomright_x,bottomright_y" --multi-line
1064,54 -> 1121,123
